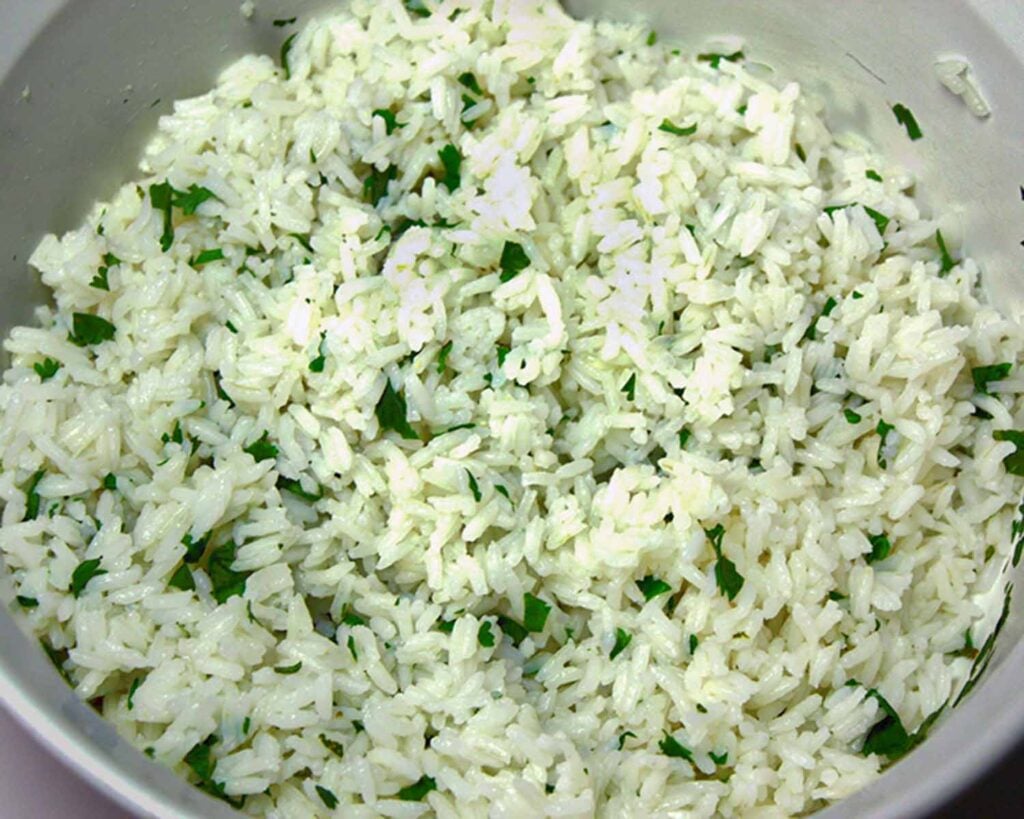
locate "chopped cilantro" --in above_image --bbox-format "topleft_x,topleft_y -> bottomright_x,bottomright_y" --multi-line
207,541 -> 249,603
795,144 -> 807,162
610,627 -> 632,660
70,558 -> 107,598
498,615 -> 529,646
647,31 -> 658,46
280,33 -> 298,79
972,363 -> 1012,395
16,595 -> 39,609
828,590 -> 848,601
272,16 -> 297,26
437,340 -> 453,374
659,733 -> 694,760
437,619 -> 455,634
658,119 -> 697,137
495,484 -> 510,500
496,345 -> 510,368
863,206 -> 891,235
277,475 -> 323,502
23,466 -> 45,518
33,358 -> 60,381
340,605 -> 366,627
438,144 -> 462,193
168,564 -> 195,591
274,661 -> 302,675
184,736 -> 216,783
866,169 -> 883,182
862,688 -> 912,758
709,750 -> 729,765
403,0 -> 431,18
372,109 -> 404,136
637,576 -> 672,601
697,51 -> 744,69
678,428 -> 691,449
804,297 -> 837,341
182,532 -> 209,564
867,533 -> 892,564
876,420 -> 895,468
477,621 -> 495,647
396,774 -> 437,801
70,312 -> 116,346
844,408 -> 862,424
149,181 -> 176,251
499,241 -> 530,282
621,373 -> 637,401
689,634 -> 699,654
936,230 -> 957,275
892,103 -> 923,141
316,785 -> 338,809
192,248 -> 224,267
242,716 -> 251,735
225,321 -> 238,334
523,593 -> 552,632
320,734 -> 344,758
375,379 -> 420,440
244,431 -> 278,462
466,470 -> 482,502
127,676 -> 143,710
89,264 -> 110,291
363,164 -> 397,206
706,524 -> 743,601
172,184 -> 218,216
457,72 -> 483,95
993,430 -> 1024,476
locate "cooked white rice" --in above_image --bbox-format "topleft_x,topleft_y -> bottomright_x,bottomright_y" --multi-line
2,1 -> 1023,816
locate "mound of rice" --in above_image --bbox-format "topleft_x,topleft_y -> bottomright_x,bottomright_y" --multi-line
2,1 -> 1022,816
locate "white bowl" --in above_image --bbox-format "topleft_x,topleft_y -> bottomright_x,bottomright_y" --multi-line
1,1 -> 1022,816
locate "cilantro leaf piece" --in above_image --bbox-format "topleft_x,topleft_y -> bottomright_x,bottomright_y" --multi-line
498,615 -> 529,646
168,564 -> 195,591
844,408 -> 862,424
936,230 -> 957,276
610,627 -> 632,660
647,31 -> 658,46
477,621 -> 495,647
316,785 -> 338,809
704,524 -> 725,552
697,51 -> 744,69
658,119 -> 697,136
710,750 -> 729,765
16,595 -> 39,609
89,266 -> 110,290
375,379 -> 420,440
396,775 -> 437,801
341,605 -> 366,627
993,430 -> 1024,476
244,431 -> 278,462
149,181 -> 176,250
865,169 -> 883,182
867,533 -> 892,564
320,734 -> 344,758
274,661 -> 302,675
466,470 -> 482,502
277,475 -> 323,503
281,33 -> 298,79
102,473 -> 117,490
523,593 -> 552,632
172,184 -> 219,216
457,72 -> 483,95
621,373 -> 637,401
863,206 -> 891,235
192,248 -> 224,267
372,109 -> 404,136
70,313 -> 116,346
34,358 -> 60,381
617,731 -> 637,750
659,733 -> 694,760
636,576 -> 672,601
438,144 -> 462,193
496,345 -> 510,367
70,558 -> 107,598
678,428 -> 691,449
437,340 -> 453,374
127,676 -> 143,710
862,688 -> 912,758
876,420 -> 895,468
363,164 -> 397,206
207,541 -> 249,603
972,363 -> 1012,395
498,241 -> 530,283
437,619 -> 455,634
182,532 -> 209,564
273,16 -> 297,27
689,634 -> 699,653
804,297 -> 838,341
23,470 -> 45,521
892,103 -> 923,141
184,736 -> 216,783
714,556 -> 744,601
495,484 -> 510,500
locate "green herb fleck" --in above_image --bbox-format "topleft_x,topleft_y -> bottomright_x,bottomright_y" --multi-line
495,484 -> 510,500
499,241 -> 530,283
34,358 -> 60,381
621,373 -> 637,401
993,430 -> 1024,476
437,619 -> 455,634
844,408 -> 862,424
658,119 -> 697,137
637,576 -> 672,601
274,661 -> 302,675
244,431 -> 278,462
689,634 -> 699,653
16,596 -> 39,609
659,733 -> 694,760
363,164 -> 397,207
496,345 -> 510,368
706,524 -> 743,601
277,475 -> 323,503
697,51 -> 744,69
876,419 -> 895,468
867,533 -> 892,564
972,363 -> 1012,395
70,558 -> 107,598
466,470 -> 481,502
320,734 -> 344,758
168,564 -> 195,591
936,230 -> 957,275
828,590 -> 848,601
523,593 -> 552,632
610,627 -> 632,660
478,621 -> 495,647
892,103 -> 923,141
375,379 -> 419,440
396,775 -> 437,801
192,248 -> 224,267
173,184 -> 218,216
862,688 -> 912,758
207,541 -> 249,604
498,615 -> 529,645
437,340 -> 453,374
438,144 -> 462,193
341,605 -> 366,627
127,676 -> 143,710
678,428 -> 691,449
182,532 -> 209,564
804,297 -> 838,341
316,785 -> 338,809
272,17 -> 297,27
866,169 -> 883,182
372,109 -> 404,136
280,33 -> 298,79
225,321 -> 238,334
646,31 -> 658,46
709,750 -> 729,765
70,313 -> 116,346
149,181 -> 176,251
